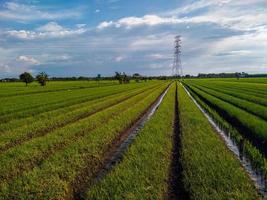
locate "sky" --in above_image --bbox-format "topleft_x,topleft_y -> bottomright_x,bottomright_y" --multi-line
0,0 -> 267,78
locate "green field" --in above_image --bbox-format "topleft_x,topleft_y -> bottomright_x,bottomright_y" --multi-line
0,79 -> 266,199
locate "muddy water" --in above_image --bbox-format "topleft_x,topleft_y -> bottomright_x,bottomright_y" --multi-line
90,85 -> 171,185
182,83 -> 267,198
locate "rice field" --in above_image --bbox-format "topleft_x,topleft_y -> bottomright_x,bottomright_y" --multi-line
0,78 -> 266,199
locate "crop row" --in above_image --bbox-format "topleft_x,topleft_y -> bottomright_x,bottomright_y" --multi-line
0,82 -> 159,123
0,80 -> 118,98
0,83 -> 160,133
183,82 -> 267,180
86,83 -> 176,199
185,79 -> 267,97
0,84 -> 162,152
0,83 -> 168,199
184,83 -> 267,155
86,82 -> 260,200
187,82 -> 267,107
186,83 -> 267,120
0,83 -> 166,181
178,83 -> 261,199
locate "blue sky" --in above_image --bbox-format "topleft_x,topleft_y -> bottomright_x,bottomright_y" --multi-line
0,0 -> 267,78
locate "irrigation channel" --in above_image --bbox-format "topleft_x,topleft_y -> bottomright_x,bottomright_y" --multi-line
77,85 -> 171,199
181,83 -> 267,199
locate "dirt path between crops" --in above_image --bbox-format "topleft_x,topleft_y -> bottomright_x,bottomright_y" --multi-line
166,83 -> 190,200
72,84 -> 171,200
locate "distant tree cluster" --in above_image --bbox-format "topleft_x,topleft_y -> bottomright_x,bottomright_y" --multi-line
114,72 -> 130,84
18,72 -> 49,86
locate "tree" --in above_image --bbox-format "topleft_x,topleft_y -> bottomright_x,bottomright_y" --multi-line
19,72 -> 34,86
132,73 -> 142,82
114,72 -> 130,84
96,74 -> 101,86
36,72 -> 49,86
122,72 -> 130,84
115,72 -> 123,84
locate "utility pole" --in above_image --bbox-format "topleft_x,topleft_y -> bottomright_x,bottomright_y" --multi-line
172,35 -> 182,78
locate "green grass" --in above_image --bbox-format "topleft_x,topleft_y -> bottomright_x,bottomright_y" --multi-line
178,83 -> 261,200
86,83 -> 176,200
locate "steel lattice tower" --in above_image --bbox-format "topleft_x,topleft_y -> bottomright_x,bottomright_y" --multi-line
172,35 -> 182,77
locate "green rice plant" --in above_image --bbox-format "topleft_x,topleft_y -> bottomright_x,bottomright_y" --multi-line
178,83 -> 261,200
188,83 -> 267,120
0,83 -> 168,199
187,82 -> 267,107
86,83 -> 176,200
185,84 -> 267,142
0,84 -> 162,152
185,83 -> 267,181
0,84 -> 167,185
0,80 -> 118,97
0,82 -> 158,123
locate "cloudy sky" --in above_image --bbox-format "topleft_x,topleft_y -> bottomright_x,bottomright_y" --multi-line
0,0 -> 267,78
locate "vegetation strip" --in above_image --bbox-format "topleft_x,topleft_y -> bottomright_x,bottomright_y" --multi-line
0,84 -> 161,153
86,83 -> 176,199
184,83 -> 267,156
178,83 -> 261,200
182,83 -> 267,198
0,81 -> 117,98
75,84 -> 171,199
189,83 -> 267,120
0,82 -> 157,122
0,84 -> 165,183
0,83 -> 159,133
0,83 -> 168,199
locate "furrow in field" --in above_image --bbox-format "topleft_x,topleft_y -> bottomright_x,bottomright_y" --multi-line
0,84 -> 167,187
0,83 -> 168,199
167,83 -> 189,200
0,84 -> 161,153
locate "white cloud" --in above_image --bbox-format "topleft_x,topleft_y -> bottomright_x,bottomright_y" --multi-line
97,21 -> 114,29
18,55 -> 39,64
97,15 -> 183,29
147,53 -> 171,60
0,2 -> 83,22
6,22 -> 86,40
97,0 -> 267,33
36,22 -> 65,32
115,56 -> 126,62
129,34 -> 174,51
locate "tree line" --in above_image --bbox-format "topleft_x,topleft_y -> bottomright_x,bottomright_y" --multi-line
14,71 -> 147,86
